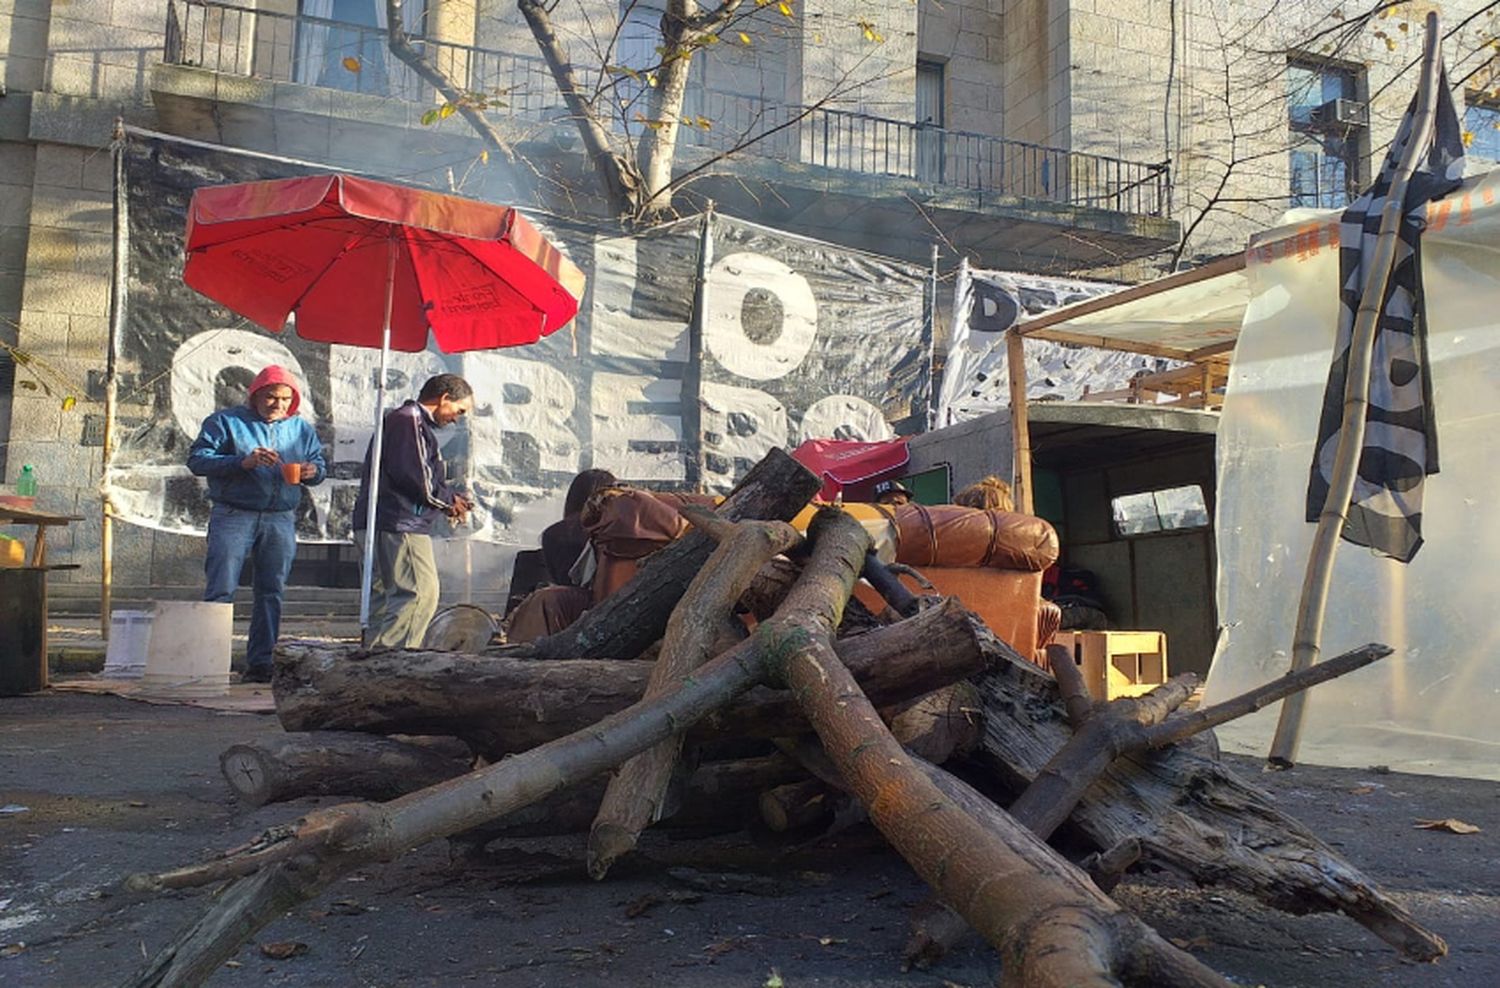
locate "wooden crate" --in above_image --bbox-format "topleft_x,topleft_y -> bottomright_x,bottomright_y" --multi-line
1054,630 -> 1168,702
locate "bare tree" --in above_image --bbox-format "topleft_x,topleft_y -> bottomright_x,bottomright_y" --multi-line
1167,0 -> 1500,269
387,0 -> 904,224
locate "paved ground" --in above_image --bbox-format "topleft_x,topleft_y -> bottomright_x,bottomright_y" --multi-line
2,689 -> 1497,988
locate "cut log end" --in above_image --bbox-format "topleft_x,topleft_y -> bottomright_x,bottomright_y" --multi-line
586,822 -> 640,881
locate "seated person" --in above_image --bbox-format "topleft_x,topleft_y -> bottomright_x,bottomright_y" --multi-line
540,468 -> 616,586
953,475 -> 1014,512
872,479 -> 913,507
507,479 -> 686,644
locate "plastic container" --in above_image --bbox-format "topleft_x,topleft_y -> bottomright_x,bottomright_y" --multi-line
102,609 -> 152,679
15,465 -> 36,497
139,601 -> 233,698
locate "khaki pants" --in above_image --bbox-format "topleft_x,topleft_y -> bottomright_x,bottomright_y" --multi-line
364,531 -> 440,649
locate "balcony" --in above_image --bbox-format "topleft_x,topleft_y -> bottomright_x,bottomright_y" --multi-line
155,0 -> 1178,269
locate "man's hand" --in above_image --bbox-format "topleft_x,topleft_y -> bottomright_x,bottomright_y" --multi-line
240,447 -> 280,471
448,492 -> 474,525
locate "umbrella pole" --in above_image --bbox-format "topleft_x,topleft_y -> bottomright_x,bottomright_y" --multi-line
359,238 -> 398,632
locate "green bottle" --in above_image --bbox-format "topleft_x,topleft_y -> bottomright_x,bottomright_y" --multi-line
16,464 -> 37,497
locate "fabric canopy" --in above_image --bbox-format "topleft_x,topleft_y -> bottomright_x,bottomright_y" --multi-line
183,174 -> 587,352
791,438 -> 910,502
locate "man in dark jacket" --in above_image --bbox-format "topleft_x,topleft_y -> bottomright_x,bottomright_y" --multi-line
188,365 -> 326,682
353,373 -> 474,649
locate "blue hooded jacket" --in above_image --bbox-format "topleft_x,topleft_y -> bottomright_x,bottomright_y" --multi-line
187,406 -> 326,512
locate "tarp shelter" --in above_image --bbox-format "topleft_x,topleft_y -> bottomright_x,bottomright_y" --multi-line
1004,170 -> 1500,781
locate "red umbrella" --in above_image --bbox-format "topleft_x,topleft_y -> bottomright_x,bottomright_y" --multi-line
182,173 -> 587,628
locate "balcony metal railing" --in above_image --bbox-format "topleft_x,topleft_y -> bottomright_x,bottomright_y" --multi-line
164,0 -> 1169,218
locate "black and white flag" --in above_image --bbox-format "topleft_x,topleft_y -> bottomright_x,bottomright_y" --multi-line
1306,69 -> 1466,562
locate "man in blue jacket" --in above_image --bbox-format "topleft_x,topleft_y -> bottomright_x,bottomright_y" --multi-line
188,365 -> 326,683
353,373 -> 474,650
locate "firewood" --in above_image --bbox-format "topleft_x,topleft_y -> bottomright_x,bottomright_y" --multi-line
219,733 -> 470,806
771,513 -> 1230,987
272,596 -> 998,758
588,511 -> 801,879
523,447 -> 820,660
121,505 -> 876,987
758,778 -> 835,832
972,642 -> 1446,962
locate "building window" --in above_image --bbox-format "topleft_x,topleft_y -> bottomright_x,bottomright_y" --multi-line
916,59 -> 945,182
1464,95 -> 1500,161
1288,59 -> 1366,209
295,0 -> 426,97
1111,484 -> 1209,537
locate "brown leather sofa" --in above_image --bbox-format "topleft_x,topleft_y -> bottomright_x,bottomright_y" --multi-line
853,503 -> 1061,662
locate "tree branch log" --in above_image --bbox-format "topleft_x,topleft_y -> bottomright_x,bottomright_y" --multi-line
588,514 -> 800,877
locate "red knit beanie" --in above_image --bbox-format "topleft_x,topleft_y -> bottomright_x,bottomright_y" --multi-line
248,365 -> 302,416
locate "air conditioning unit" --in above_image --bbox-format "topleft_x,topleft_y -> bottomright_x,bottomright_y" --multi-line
1311,98 -> 1369,129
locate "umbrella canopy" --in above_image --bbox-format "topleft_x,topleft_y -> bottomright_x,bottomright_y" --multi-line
183,174 -> 586,351
791,438 -> 910,502
181,173 -> 587,631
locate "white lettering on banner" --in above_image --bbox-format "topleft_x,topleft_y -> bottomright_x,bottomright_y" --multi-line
461,352 -> 580,479
326,345 -> 448,464
799,394 -> 895,444
591,235 -> 690,361
705,252 -> 818,381
590,371 -> 686,483
701,381 -> 787,488
170,329 -> 311,439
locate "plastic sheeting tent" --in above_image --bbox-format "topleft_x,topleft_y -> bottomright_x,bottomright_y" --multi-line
1007,170 -> 1500,780
1202,170 -> 1500,781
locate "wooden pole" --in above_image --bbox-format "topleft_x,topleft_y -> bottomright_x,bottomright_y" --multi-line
102,119 -> 128,639
684,201 -> 714,493
1267,12 -> 1444,768
1006,327 -> 1034,513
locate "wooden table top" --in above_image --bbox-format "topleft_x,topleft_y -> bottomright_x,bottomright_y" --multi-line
0,506 -> 84,526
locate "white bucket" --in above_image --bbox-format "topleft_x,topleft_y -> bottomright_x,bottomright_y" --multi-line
102,610 -> 152,679
139,601 -> 233,698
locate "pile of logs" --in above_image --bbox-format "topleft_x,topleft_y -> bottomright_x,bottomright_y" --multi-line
124,450 -> 1445,988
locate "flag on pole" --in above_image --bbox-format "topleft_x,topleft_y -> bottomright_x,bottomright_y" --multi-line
1305,69 -> 1466,563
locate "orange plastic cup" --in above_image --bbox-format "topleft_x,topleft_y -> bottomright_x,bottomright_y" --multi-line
281,462 -> 301,485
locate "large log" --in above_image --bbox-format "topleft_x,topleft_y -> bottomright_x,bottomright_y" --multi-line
273,597 -> 999,757
971,649 -> 1446,961
220,733 -> 469,806
524,447 -> 820,660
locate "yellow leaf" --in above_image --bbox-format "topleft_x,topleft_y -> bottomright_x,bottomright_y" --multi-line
439,103 -> 456,119
1414,818 -> 1481,834
696,115 -> 712,130
738,31 -> 752,45
1385,36 -> 1397,51
646,73 -> 658,88
479,149 -> 489,164
778,0 -> 793,17
341,56 -> 362,73
1463,130 -> 1476,147
62,396 -> 77,411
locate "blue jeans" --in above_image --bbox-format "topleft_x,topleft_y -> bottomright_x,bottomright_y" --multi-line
203,504 -> 297,674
